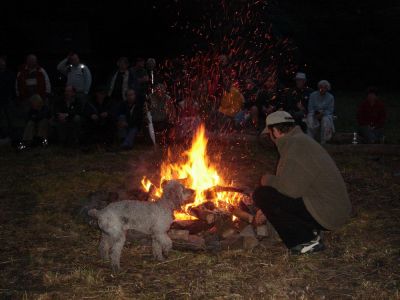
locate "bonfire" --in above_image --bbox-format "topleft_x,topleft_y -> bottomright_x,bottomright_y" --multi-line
141,124 -> 248,221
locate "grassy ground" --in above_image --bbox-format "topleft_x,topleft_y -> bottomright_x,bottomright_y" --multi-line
0,140 -> 399,299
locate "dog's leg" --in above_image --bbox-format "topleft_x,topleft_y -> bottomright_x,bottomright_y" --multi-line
160,233 -> 173,258
99,233 -> 112,261
152,234 -> 164,261
110,234 -> 126,272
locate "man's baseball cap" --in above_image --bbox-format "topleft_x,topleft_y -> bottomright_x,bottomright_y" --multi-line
261,111 -> 295,136
266,111 -> 295,126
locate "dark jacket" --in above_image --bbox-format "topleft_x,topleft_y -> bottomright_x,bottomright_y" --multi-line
255,88 -> 285,113
54,97 -> 83,121
129,67 -> 149,96
118,101 -> 143,129
83,99 -> 111,120
266,126 -> 351,230
243,86 -> 259,110
284,87 -> 313,118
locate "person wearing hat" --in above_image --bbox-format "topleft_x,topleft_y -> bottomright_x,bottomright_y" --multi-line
283,72 -> 313,132
253,111 -> 351,254
307,80 -> 335,144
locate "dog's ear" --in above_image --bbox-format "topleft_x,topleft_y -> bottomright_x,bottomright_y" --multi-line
163,182 -> 184,208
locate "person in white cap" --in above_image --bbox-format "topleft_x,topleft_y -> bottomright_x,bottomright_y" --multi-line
283,72 -> 313,132
253,111 -> 351,254
307,80 -> 335,144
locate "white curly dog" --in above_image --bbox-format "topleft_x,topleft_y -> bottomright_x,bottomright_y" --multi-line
89,180 -> 194,272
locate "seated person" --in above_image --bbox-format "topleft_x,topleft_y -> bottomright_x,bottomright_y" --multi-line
235,78 -> 259,129
148,83 -> 177,144
283,72 -> 313,132
307,80 -> 335,144
253,75 -> 285,132
218,79 -> 244,131
357,87 -> 386,144
20,94 -> 50,148
117,89 -> 143,150
82,87 -> 114,146
53,86 -> 82,145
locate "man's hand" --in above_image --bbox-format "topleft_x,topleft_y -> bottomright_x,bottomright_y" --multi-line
100,112 -> 108,118
260,173 -> 271,186
254,209 -> 267,225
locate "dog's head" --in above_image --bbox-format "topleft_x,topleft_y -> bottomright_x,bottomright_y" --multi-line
161,180 -> 195,209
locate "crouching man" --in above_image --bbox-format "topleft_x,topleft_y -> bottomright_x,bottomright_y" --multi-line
253,111 -> 351,254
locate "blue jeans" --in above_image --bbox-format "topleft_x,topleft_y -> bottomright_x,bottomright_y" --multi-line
121,127 -> 139,148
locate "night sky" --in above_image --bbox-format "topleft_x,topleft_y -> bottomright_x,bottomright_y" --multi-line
1,0 -> 399,89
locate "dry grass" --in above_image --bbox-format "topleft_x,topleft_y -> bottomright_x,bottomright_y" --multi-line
0,142 -> 399,299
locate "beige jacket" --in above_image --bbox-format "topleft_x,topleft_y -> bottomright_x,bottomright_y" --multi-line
267,126 -> 351,230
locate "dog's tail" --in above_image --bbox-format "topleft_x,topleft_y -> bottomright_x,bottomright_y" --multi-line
88,209 -> 99,219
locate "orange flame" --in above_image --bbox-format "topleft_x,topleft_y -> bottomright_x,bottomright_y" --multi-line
141,177 -> 152,192
141,124 -> 243,219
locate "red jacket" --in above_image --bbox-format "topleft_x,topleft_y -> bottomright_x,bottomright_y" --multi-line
16,65 -> 47,99
357,99 -> 386,128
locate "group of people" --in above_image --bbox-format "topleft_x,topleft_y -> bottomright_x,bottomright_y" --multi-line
0,53 -> 387,151
216,71 -> 387,145
0,54 -> 169,151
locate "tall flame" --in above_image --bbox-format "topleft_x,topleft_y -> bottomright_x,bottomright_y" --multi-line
141,124 -> 242,219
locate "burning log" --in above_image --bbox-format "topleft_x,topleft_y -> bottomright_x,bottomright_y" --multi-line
215,213 -> 237,239
231,207 -> 254,223
198,201 -> 216,210
187,207 -> 217,224
204,186 -> 250,200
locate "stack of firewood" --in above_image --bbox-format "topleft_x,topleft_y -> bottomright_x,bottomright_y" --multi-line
169,197 -> 279,251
